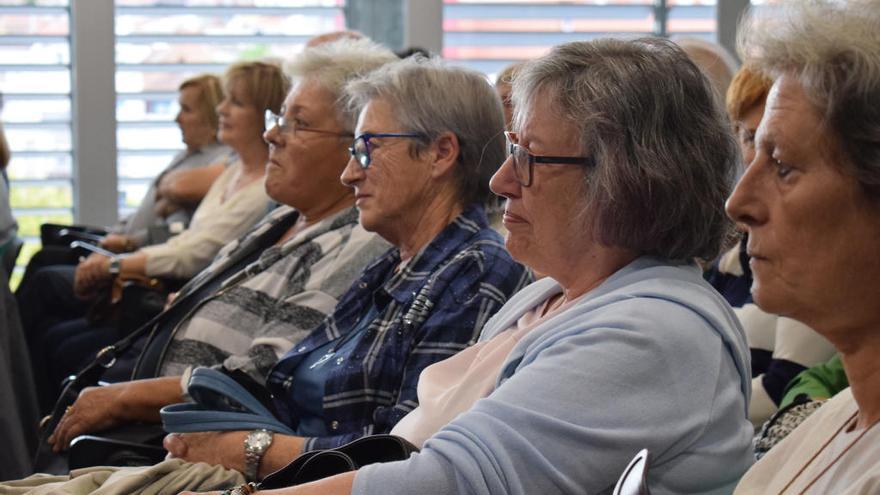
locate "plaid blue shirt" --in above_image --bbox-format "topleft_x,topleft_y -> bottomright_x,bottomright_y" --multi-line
267,204 -> 532,450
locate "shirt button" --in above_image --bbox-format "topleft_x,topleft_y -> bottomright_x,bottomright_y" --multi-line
359,282 -> 368,289
335,357 -> 345,365
330,421 -> 339,430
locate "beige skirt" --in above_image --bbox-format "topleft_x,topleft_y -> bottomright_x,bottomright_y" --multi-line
0,459 -> 244,495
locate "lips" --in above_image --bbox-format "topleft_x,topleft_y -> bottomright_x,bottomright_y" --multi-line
502,210 -> 527,224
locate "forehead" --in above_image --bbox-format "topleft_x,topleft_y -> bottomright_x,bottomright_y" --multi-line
179,85 -> 201,103
355,97 -> 398,131
284,78 -> 334,113
761,75 -> 824,144
518,91 -> 580,151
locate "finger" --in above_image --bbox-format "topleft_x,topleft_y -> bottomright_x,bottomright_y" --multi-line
163,433 -> 187,458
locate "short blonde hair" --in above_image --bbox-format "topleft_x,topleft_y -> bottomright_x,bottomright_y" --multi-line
725,66 -> 772,123
225,61 -> 289,120
496,61 -> 526,86
179,74 -> 224,132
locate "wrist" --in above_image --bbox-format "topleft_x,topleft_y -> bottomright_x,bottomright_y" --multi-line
107,255 -> 122,275
244,429 -> 274,481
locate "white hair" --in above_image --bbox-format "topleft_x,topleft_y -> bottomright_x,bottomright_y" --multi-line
285,38 -> 397,132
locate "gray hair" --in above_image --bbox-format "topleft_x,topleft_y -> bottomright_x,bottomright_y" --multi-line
285,37 -> 398,133
512,38 -> 738,261
738,0 -> 880,198
345,56 -> 506,207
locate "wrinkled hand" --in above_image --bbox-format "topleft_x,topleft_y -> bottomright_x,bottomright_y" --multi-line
101,233 -> 135,253
49,384 -> 126,452
73,253 -> 112,298
164,431 -> 248,472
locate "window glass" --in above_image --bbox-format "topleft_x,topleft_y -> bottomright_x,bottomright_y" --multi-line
443,0 -> 718,78
0,1 -> 72,283
114,0 -> 345,215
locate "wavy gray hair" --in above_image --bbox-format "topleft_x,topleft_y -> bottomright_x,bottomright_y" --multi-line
512,38 -> 738,261
345,56 -> 506,207
738,0 -> 880,198
285,38 -> 398,133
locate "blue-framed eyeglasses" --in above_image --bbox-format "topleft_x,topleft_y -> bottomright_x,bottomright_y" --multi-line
349,132 -> 426,169
265,110 -> 353,139
505,131 -> 594,187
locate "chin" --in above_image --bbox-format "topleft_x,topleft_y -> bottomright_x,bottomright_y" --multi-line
750,284 -> 790,317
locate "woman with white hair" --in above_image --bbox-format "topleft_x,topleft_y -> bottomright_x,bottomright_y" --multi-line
728,1 -> 880,492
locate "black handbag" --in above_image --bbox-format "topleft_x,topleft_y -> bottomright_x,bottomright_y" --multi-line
260,434 -> 419,488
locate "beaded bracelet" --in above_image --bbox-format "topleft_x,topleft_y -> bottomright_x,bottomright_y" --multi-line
221,482 -> 261,495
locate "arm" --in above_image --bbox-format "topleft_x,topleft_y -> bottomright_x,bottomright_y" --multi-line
48,376 -> 183,451
156,163 -> 226,210
179,472 -> 356,495
139,169 -> 269,279
72,251 -> 149,297
165,430 -> 307,479
354,299 -> 750,495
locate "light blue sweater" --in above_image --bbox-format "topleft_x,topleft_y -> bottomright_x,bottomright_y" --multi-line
354,257 -> 754,495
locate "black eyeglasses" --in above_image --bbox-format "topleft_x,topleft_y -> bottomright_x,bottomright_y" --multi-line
505,131 -> 594,187
349,132 -> 426,169
265,110 -> 353,139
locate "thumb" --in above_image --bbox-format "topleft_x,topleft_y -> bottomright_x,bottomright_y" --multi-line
163,433 -> 188,458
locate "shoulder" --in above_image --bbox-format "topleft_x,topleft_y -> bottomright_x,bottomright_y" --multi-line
519,261 -> 746,366
431,227 -> 527,304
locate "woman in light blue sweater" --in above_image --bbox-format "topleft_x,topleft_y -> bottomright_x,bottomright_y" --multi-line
185,38 -> 754,495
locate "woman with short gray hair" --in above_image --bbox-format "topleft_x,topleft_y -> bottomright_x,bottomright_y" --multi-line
729,1 -> 880,492
185,37 -> 753,495
345,56 -> 506,208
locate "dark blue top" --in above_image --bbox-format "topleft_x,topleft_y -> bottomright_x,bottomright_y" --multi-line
267,203 -> 532,451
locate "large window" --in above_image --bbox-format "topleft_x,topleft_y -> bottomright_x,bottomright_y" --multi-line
114,0 -> 345,216
0,0 -> 73,281
442,0 -> 717,77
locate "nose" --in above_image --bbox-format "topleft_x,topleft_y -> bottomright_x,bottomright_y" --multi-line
340,155 -> 364,188
216,99 -> 228,116
263,123 -> 280,146
489,155 -> 521,200
725,154 -> 767,229
175,110 -> 183,125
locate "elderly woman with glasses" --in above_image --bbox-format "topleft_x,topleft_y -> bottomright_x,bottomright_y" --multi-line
186,37 -> 754,495
154,56 -> 531,482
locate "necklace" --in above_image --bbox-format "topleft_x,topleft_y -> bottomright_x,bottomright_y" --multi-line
777,409 -> 878,494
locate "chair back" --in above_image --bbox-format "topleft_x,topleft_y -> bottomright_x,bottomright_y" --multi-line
2,235 -> 23,277
612,448 -> 652,495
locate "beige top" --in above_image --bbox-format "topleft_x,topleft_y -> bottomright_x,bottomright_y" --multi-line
140,162 -> 268,279
391,292 -> 578,448
735,387 -> 880,495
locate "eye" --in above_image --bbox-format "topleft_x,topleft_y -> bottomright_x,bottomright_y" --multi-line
773,158 -> 792,178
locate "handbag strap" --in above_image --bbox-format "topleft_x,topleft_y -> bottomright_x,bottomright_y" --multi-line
160,368 -> 296,435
